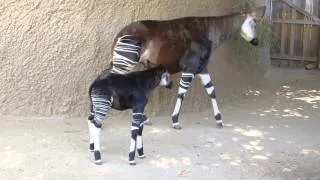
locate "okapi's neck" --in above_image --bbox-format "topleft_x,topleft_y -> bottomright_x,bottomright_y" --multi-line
206,12 -> 245,47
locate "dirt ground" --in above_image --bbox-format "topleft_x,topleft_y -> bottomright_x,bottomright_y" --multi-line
0,67 -> 319,180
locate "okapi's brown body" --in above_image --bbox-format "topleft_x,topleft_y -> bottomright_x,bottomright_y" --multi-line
111,13 -> 245,74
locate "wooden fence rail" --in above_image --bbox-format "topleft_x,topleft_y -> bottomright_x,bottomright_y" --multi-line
270,0 -> 320,68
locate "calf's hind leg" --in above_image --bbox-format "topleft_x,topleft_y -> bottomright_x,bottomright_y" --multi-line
88,89 -> 112,165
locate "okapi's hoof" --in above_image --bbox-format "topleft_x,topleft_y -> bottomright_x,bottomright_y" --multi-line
94,160 -> 103,165
173,123 -> 182,130
216,120 -> 224,128
144,119 -> 152,126
128,160 -> 136,165
138,154 -> 146,159
94,151 -> 102,165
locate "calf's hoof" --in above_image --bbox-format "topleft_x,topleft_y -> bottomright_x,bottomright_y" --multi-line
94,151 -> 102,165
94,159 -> 103,165
216,120 -> 224,128
128,160 -> 136,165
172,123 -> 182,130
138,154 -> 146,159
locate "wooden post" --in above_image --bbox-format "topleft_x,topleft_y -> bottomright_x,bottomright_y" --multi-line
289,0 -> 297,67
318,48 -> 320,69
280,1 -> 288,66
257,0 -> 272,77
303,1 -> 311,67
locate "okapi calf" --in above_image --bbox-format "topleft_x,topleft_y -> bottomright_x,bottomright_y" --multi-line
87,65 -> 172,165
107,4 -> 266,129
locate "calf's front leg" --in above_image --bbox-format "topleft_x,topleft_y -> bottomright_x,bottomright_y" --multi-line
137,120 -> 145,159
128,110 -> 145,165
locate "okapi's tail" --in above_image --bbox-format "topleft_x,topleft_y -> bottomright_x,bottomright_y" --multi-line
88,83 -> 94,121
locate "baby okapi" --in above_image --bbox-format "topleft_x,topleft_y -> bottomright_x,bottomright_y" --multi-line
87,65 -> 172,165
107,4 -> 266,129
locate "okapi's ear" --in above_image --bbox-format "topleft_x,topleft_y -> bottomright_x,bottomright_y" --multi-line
240,2 -> 252,16
250,6 -> 266,20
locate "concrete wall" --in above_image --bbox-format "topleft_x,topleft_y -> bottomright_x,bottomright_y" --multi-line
0,0 -> 266,117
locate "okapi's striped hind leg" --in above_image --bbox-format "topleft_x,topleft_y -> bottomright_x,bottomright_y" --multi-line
88,90 -> 112,165
111,35 -> 142,74
198,73 -> 223,128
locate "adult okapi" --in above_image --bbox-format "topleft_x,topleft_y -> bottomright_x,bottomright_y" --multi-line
106,4 -> 266,129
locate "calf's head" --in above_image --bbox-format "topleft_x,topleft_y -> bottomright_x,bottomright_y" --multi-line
160,71 -> 173,89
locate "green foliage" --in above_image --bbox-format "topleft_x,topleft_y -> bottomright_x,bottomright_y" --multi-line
233,0 -> 252,12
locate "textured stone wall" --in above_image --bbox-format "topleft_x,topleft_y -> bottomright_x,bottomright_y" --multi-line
1,0 -> 265,117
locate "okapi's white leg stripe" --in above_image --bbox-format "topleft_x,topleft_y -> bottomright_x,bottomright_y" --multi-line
129,138 -> 136,152
88,121 -> 94,144
172,122 -> 180,126
93,126 -> 101,151
112,62 -> 136,71
116,36 -> 141,48
113,53 -> 138,63
216,120 -> 223,124
199,74 -> 215,94
110,68 -> 126,74
172,73 -> 194,124
178,86 -> 188,94
131,126 -> 139,130
198,74 -> 211,85
172,98 -> 182,116
211,99 -> 221,116
136,135 -> 143,149
205,87 -> 220,116
206,86 -> 214,95
132,113 -> 144,115
116,41 -> 140,48
182,73 -> 195,78
198,74 -> 221,116
128,160 -> 136,164
112,57 -> 137,69
179,80 -> 191,88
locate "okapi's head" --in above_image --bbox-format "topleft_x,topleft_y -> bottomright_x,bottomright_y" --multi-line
239,4 -> 266,46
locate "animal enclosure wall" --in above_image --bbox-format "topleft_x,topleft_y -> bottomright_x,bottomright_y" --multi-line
0,0 -> 267,117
